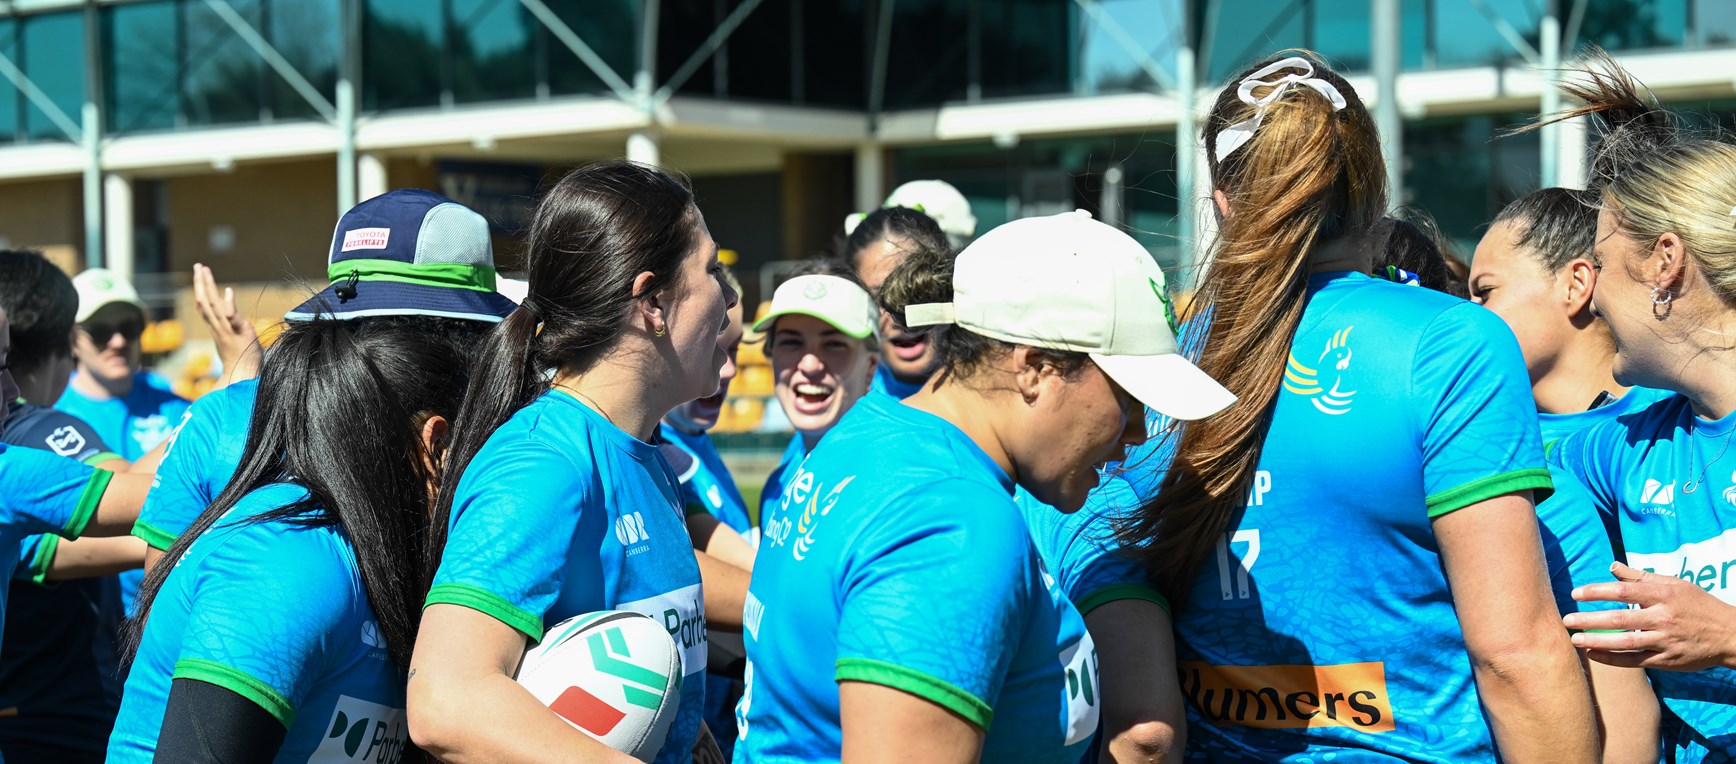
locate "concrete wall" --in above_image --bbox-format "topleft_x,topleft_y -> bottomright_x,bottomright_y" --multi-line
164,158 -> 337,285
0,178 -> 84,272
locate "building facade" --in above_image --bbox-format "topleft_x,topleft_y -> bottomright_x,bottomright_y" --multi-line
0,0 -> 1731,320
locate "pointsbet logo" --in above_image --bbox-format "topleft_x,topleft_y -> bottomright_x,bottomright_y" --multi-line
314,696 -> 407,762
1179,661 -> 1395,732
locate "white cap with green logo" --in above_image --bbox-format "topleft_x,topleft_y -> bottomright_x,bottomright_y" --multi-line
752,275 -> 876,339
71,268 -> 149,323
904,210 -> 1235,422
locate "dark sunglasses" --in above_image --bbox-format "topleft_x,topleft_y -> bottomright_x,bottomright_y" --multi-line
81,318 -> 144,343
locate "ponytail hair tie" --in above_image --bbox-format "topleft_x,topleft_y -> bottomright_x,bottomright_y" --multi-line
1214,57 -> 1349,163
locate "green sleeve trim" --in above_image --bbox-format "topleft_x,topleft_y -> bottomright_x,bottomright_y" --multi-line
63,468 -> 113,540
834,657 -> 993,729
1426,468 -> 1554,518
131,519 -> 177,551
80,451 -> 121,467
172,657 -> 295,728
25,535 -> 60,586
1076,583 -> 1171,618
424,582 -> 544,643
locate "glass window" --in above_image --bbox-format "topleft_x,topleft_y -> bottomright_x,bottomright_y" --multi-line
545,0 -> 637,98
882,0 -> 969,108
978,0 -> 1071,100
1202,0 -> 1305,82
724,0 -> 797,103
1078,0 -> 1178,96
182,0 -> 267,126
661,0 -> 724,99
451,0 -> 536,103
1403,112 -> 1538,256
1429,0 -> 1535,68
266,0 -> 339,121
1577,0 -> 1686,53
364,0 -> 445,109
0,20 -> 19,144
105,1 -> 179,135
797,0 -> 866,107
21,10 -> 84,142
1695,0 -> 1736,47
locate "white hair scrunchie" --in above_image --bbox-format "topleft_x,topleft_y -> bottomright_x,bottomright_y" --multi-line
1213,56 -> 1349,164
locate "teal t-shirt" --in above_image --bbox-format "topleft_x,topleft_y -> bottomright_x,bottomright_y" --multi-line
107,483 -> 409,763
737,394 -> 1100,764
1168,272 -> 1558,762
757,433 -> 806,538
1550,393 -> 1736,762
1014,482 -> 1166,618
53,372 -> 189,462
133,379 -> 257,551
0,443 -> 107,648
660,423 -> 752,538
1539,385 -> 1671,452
426,390 -> 705,764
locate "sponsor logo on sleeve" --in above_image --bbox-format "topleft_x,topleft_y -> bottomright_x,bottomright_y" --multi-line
1179,661 -> 1395,733
341,227 -> 392,252
131,413 -> 174,453
45,426 -> 86,457
1059,634 -> 1102,745
313,695 -> 407,762
619,584 -> 707,677
1627,527 -> 1736,605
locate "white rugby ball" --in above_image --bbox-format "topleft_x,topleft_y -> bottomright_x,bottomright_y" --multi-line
515,610 -> 683,762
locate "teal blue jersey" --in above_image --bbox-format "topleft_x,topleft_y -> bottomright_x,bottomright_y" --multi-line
1538,385 -> 1671,452
1167,272 -> 1559,762
1014,483 -> 1166,617
660,423 -> 752,538
757,434 -> 806,538
53,372 -> 189,462
56,372 -> 190,611
737,394 -> 1100,764
869,363 -> 923,400
1550,392 -> 1736,761
0,443 -> 107,652
108,484 -> 409,763
427,390 -> 705,764
133,379 -> 257,551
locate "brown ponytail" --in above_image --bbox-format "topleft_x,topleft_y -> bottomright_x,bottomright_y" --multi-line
1121,51 -> 1387,605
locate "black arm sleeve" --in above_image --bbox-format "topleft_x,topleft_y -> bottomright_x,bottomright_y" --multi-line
154,678 -> 288,763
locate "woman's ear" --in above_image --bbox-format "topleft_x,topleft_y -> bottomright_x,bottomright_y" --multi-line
1652,232 -> 1688,293
420,414 -> 449,476
1562,258 -> 1598,319
632,270 -> 667,336
1213,189 -> 1232,220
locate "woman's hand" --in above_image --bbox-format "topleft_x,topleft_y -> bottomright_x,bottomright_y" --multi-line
1566,561 -> 1736,672
192,263 -> 262,386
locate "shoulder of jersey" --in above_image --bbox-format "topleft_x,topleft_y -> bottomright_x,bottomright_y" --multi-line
515,610 -> 683,762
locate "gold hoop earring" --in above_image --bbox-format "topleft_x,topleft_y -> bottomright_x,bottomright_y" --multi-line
654,324 -> 667,337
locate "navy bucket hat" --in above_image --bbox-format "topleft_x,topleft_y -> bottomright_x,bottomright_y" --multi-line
284,189 -> 518,323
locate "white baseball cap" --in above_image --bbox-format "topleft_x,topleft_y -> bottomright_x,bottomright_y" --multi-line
752,274 -> 876,339
883,180 -> 977,244
905,210 -> 1235,421
71,268 -> 148,323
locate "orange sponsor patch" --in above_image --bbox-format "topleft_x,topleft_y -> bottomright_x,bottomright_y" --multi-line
1179,661 -> 1395,733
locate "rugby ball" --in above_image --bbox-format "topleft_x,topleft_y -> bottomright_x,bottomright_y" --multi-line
516,610 -> 683,762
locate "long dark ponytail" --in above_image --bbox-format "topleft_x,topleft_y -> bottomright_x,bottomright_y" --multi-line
125,315 -> 488,672
426,160 -> 702,584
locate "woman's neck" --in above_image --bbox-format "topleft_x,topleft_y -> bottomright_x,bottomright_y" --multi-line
903,383 -> 1015,481
553,361 -> 668,442
71,367 -> 132,401
1533,334 -> 1628,415
1653,299 -> 1736,420
1307,233 -> 1378,275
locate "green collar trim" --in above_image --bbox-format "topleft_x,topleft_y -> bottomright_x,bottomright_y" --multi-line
327,259 -> 497,292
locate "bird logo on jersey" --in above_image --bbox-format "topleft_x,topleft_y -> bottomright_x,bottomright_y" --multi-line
1282,326 -> 1357,415
1722,472 -> 1736,507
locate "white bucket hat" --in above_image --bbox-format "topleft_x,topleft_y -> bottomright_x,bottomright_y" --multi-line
904,210 -> 1235,421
